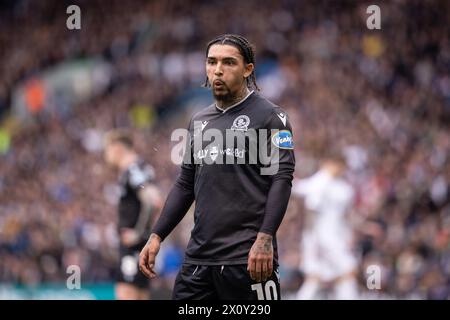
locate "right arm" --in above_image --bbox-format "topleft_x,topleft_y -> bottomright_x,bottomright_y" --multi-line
150,164 -> 195,241
138,166 -> 195,278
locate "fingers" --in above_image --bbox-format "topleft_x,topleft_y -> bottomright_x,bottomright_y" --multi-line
146,251 -> 157,279
248,256 -> 266,282
261,259 -> 268,282
147,244 -> 159,279
248,257 -> 274,282
268,258 -> 273,278
247,257 -> 256,281
139,250 -> 151,278
139,247 -> 157,279
139,235 -> 161,279
255,259 -> 262,282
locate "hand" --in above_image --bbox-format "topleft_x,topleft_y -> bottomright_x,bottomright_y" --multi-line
120,228 -> 139,247
139,233 -> 161,279
247,232 -> 273,282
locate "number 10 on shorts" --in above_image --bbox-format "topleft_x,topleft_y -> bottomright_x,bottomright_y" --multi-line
251,280 -> 278,300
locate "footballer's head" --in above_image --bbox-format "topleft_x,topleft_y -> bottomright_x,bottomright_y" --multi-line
203,34 -> 259,102
103,129 -> 134,168
322,151 -> 347,177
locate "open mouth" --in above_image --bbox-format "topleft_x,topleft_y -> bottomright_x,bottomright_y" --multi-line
213,80 -> 225,88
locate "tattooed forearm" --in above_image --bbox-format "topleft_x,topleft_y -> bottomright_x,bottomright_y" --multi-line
252,232 -> 273,255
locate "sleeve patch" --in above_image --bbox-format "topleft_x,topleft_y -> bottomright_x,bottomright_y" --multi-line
271,130 -> 294,150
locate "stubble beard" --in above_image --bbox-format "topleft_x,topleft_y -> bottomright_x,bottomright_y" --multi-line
213,83 -> 248,109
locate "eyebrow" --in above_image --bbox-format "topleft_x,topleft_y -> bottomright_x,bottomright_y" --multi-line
207,56 -> 239,62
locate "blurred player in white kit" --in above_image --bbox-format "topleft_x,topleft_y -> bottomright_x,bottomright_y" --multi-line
293,154 -> 359,300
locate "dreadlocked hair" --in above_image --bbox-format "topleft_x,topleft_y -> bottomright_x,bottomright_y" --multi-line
202,34 -> 259,91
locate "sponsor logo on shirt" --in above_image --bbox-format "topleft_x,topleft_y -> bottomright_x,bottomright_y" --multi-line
194,147 -> 246,162
210,146 -> 219,162
271,130 -> 294,149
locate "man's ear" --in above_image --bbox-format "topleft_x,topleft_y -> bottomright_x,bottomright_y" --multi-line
244,63 -> 254,78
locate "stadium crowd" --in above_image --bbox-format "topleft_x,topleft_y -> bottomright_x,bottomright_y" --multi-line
0,0 -> 449,299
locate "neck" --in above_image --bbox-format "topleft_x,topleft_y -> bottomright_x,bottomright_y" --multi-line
216,86 -> 249,110
118,152 -> 137,172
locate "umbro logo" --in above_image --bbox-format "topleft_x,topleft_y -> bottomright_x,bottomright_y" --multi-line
277,113 -> 287,126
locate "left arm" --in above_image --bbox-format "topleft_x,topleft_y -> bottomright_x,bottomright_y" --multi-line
247,176 -> 293,282
248,108 -> 295,282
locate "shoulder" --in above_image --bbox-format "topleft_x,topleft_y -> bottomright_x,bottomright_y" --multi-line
251,93 -> 291,127
127,161 -> 155,188
191,103 -> 216,121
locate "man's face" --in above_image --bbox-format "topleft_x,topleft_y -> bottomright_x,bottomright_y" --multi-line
206,44 -> 254,101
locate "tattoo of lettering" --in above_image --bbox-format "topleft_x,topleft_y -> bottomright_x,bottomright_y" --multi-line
230,87 -> 248,104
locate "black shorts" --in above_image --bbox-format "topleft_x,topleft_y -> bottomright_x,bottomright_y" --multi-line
172,264 -> 280,300
117,243 -> 150,289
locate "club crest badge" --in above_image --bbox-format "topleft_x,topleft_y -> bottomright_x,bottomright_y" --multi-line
231,115 -> 250,131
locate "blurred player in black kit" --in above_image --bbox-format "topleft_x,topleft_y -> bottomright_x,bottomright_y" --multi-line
104,130 -> 162,300
139,34 -> 295,300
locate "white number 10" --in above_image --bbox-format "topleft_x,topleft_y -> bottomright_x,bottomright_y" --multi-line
251,280 -> 278,300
